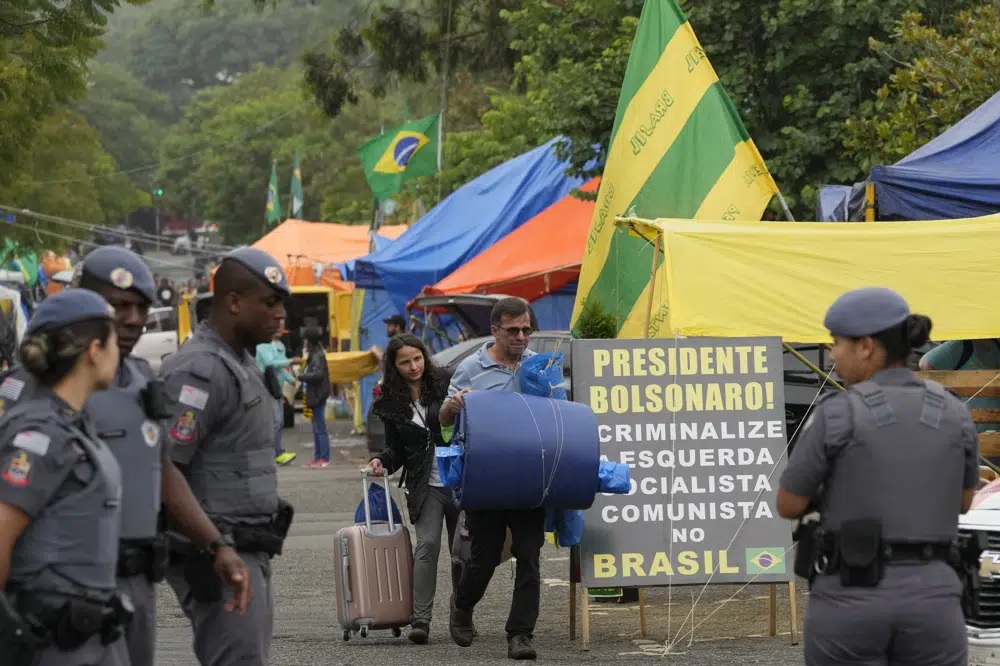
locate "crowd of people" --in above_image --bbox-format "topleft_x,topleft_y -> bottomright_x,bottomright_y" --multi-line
0,233 -> 988,666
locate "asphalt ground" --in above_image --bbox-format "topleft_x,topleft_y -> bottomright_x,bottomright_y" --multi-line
155,420 -> 809,665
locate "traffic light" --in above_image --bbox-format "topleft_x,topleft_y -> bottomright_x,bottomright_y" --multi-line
152,187 -> 164,197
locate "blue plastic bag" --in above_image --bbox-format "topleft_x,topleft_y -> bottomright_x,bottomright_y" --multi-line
354,481 -> 403,524
518,351 -> 568,400
598,460 -> 631,494
544,507 -> 585,547
436,445 -> 464,488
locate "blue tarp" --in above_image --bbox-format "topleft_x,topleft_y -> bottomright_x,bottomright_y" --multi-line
531,281 -> 577,331
818,92 -> 1000,221
337,233 -> 395,282
358,287 -> 396,425
353,138 -> 586,314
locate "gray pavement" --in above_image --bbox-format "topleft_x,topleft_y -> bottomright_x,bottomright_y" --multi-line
155,420 -> 809,664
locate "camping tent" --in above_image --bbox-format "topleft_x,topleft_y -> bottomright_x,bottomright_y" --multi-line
601,214 -> 1000,342
252,219 -> 407,288
818,91 -> 1000,221
422,178 -> 599,302
353,137 -> 587,314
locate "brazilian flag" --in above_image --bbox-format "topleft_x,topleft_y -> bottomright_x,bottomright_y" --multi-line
357,113 -> 440,202
745,547 -> 786,575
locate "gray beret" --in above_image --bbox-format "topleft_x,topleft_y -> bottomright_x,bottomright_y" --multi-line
222,247 -> 290,297
27,290 -> 114,335
823,287 -> 911,337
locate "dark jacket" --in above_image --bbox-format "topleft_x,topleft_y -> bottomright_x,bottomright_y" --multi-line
299,345 -> 330,409
372,394 -> 446,521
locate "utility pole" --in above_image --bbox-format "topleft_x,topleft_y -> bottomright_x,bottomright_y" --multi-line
152,185 -> 164,251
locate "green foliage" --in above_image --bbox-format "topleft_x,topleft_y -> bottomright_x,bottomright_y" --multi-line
574,297 -> 618,340
0,109 -> 150,248
156,64 -> 429,244
843,6 -> 1000,170
303,0 -> 518,119
76,63 -> 177,189
489,0 -> 982,217
0,0 -> 146,184
118,0 -> 362,108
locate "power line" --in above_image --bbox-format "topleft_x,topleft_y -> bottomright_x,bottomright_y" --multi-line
25,102 -> 311,186
0,205 -> 237,258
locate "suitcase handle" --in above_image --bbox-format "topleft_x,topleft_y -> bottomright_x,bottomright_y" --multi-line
360,469 -> 395,532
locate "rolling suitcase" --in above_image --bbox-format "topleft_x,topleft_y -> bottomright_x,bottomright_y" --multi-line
334,470 -> 413,640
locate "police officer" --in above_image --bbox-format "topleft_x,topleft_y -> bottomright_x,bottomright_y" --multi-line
778,287 -> 979,666
0,290 -> 130,666
0,246 -> 251,666
160,247 -> 293,666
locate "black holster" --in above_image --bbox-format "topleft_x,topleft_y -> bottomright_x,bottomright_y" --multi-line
836,519 -> 884,587
39,592 -> 133,651
792,519 -> 822,583
140,379 -> 171,419
182,551 -> 224,604
118,534 -> 170,584
232,526 -> 283,557
952,530 -> 988,619
0,592 -> 49,666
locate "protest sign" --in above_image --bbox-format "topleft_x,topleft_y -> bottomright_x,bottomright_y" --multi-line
571,337 -> 793,588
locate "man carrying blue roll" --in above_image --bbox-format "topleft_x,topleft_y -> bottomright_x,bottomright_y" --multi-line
438,297 -> 542,661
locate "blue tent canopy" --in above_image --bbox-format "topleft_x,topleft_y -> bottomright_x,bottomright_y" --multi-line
817,91 -> 1000,221
337,233 -> 394,282
353,137 -> 586,314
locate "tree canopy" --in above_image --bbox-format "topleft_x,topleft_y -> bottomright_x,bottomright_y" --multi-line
844,5 -> 1000,169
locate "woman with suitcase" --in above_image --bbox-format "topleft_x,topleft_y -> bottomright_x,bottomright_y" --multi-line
367,334 -> 459,644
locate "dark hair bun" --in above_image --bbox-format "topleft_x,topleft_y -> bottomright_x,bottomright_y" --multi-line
905,314 -> 932,348
19,334 -> 51,374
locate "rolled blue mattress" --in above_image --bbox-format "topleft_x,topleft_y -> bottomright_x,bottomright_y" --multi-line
456,390 -> 600,511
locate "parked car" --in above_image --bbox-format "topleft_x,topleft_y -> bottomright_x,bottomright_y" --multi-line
131,306 -> 178,373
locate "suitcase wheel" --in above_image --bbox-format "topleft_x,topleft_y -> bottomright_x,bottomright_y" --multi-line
342,630 -> 350,642
392,627 -> 401,638
360,626 -> 369,639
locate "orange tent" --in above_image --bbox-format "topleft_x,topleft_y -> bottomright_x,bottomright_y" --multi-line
421,178 -> 599,301
252,219 -> 407,290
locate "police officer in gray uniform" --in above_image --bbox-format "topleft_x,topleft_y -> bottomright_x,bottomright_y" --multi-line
160,247 -> 294,666
778,287 -> 979,666
0,246 -> 251,666
0,290 -> 130,666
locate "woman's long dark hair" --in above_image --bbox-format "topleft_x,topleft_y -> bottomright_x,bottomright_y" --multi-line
378,334 -> 447,410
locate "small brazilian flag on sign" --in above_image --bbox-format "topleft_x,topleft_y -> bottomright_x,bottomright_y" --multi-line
745,547 -> 786,575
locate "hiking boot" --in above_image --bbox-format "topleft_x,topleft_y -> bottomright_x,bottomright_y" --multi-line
449,595 -> 474,647
408,621 -> 429,645
275,451 -> 297,466
507,635 -> 537,660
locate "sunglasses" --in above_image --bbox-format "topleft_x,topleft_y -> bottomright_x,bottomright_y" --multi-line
499,326 -> 533,337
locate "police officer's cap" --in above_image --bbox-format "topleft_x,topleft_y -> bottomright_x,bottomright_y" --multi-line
823,287 -> 911,337
222,247 -> 290,297
81,246 -> 156,303
26,290 -> 115,336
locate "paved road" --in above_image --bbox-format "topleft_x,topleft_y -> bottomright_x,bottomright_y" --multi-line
155,422 -> 809,665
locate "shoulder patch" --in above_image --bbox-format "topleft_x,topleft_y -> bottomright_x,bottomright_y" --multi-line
0,376 -> 25,401
141,420 -> 160,447
12,431 -> 50,456
178,384 -> 209,410
170,411 -> 197,443
2,452 -> 32,487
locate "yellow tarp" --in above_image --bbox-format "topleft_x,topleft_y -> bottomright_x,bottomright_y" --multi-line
326,351 -> 378,384
617,215 -> 1000,342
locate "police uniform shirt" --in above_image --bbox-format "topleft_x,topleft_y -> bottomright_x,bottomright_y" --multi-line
0,392 -> 98,517
780,368 -> 980,541
160,324 -> 250,461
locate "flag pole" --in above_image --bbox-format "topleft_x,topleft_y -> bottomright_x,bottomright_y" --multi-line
775,191 -> 795,222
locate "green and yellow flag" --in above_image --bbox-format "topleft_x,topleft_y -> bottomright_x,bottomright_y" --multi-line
266,160 -> 282,226
571,0 -> 781,338
357,113 -> 440,202
290,149 -> 304,218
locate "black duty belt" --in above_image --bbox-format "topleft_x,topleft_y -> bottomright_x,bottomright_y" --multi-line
882,542 -> 952,562
117,547 -> 153,579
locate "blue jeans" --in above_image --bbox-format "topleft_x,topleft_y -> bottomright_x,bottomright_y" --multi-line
272,399 -> 284,456
311,406 -> 330,462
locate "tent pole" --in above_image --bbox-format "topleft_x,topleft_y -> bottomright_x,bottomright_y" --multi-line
865,183 -> 876,222
643,234 -> 661,339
